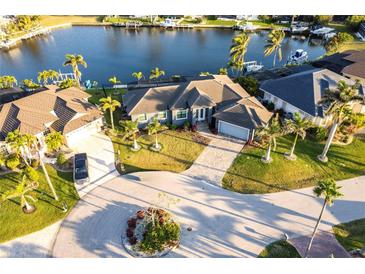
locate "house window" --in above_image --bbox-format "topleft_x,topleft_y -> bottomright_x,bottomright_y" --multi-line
176,109 -> 188,120
137,113 -> 148,122
158,111 -> 167,120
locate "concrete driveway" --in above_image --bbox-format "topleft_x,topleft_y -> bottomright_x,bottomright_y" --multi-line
52,172 -> 365,258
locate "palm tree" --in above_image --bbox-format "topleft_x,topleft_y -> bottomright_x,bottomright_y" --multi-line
99,96 -> 121,131
120,120 -> 140,151
47,70 -> 59,83
132,71 -> 144,84
284,112 -> 313,160
318,80 -> 363,162
147,117 -> 167,150
149,67 -> 165,85
108,76 -> 121,86
229,32 -> 250,76
255,114 -> 284,163
45,131 -> 64,152
264,29 -> 285,67
63,54 -> 87,87
218,67 -> 228,75
305,178 -> 343,257
37,70 -> 59,86
1,175 -> 39,213
5,130 -> 30,165
199,72 -> 211,76
0,75 -> 17,89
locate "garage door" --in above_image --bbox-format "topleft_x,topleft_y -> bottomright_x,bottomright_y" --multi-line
66,119 -> 102,148
218,120 -> 249,140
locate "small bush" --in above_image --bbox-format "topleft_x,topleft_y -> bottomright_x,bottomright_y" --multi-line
183,121 -> 190,131
267,102 -> 275,111
57,153 -> 67,166
236,76 -> 260,96
206,15 -> 217,20
6,154 -> 20,170
308,126 -> 328,142
25,166 -> 39,182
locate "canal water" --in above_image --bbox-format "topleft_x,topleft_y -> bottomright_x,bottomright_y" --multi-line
0,26 -> 326,84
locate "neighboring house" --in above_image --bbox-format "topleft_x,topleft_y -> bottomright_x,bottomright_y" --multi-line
123,75 -> 273,141
0,85 -> 103,148
260,68 -> 365,126
312,50 -> 365,86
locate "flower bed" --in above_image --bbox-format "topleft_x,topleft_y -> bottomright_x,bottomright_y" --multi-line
122,207 -> 180,257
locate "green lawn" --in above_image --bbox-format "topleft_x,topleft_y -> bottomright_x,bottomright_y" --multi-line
258,240 -> 301,258
333,219 -> 365,252
0,165 -> 79,243
203,19 -> 237,26
222,135 -> 365,194
113,130 -> 208,173
39,15 -> 103,27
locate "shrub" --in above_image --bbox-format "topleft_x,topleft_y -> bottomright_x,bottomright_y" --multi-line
45,131 -> 64,152
267,102 -> 275,111
59,78 -> 76,89
24,166 -> 39,182
183,121 -> 190,131
236,76 -> 260,96
6,154 -> 20,170
30,158 -> 40,168
275,108 -> 285,117
206,15 -> 217,20
170,124 -> 178,130
57,152 -> 67,166
22,79 -> 40,90
346,15 -> 365,30
308,126 -> 328,141
139,221 -> 180,253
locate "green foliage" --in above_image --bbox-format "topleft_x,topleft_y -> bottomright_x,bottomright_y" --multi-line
57,152 -> 67,166
236,76 -> 259,96
30,158 -> 40,168
346,15 -> 365,30
308,126 -> 328,142
22,79 -> 40,90
24,166 -> 39,182
264,29 -> 285,67
313,178 -> 343,206
183,121 -> 190,131
258,240 -> 301,258
313,15 -> 333,25
333,218 -> 365,252
325,32 -> 354,53
230,32 -> 250,75
108,76 -> 120,85
139,220 -> 180,253
0,75 -> 17,89
45,131 -> 64,152
149,67 -> 165,80
218,68 -> 228,75
59,78 -> 76,89
6,154 -> 21,170
266,102 -> 275,111
206,15 -> 218,20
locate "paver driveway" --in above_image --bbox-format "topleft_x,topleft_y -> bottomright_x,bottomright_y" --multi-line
52,172 -> 365,258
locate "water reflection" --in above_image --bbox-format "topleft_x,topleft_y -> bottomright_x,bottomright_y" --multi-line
0,26 -> 326,84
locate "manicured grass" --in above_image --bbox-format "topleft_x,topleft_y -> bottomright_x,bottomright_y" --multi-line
39,16 -> 103,27
339,42 -> 365,52
0,165 -> 79,243
251,20 -> 290,29
113,130 -> 208,173
203,19 -> 237,26
333,219 -> 365,252
222,135 -> 365,194
258,240 -> 301,258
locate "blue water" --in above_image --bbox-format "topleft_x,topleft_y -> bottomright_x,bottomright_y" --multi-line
0,26 -> 326,84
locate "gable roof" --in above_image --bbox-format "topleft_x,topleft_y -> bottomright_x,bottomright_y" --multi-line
213,96 -> 273,129
260,68 -> 358,117
123,75 -> 251,115
0,85 -> 102,139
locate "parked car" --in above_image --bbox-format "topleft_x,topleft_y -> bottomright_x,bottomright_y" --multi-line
73,153 -> 89,184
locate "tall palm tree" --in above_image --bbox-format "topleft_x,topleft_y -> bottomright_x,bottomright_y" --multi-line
147,117 -> 167,150
1,175 -> 39,213
284,112 -> 313,160
318,80 -> 363,162
149,67 -> 165,85
132,71 -> 144,84
99,96 -> 121,131
255,114 -> 284,163
37,70 -> 59,86
63,54 -> 87,87
305,178 -> 343,257
264,29 -> 285,67
120,120 -> 140,151
108,76 -> 121,86
229,32 -> 250,76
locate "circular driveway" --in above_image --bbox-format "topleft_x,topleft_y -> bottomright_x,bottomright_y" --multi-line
52,172 -> 365,258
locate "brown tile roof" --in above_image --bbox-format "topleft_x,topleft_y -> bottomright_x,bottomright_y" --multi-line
0,85 -> 102,139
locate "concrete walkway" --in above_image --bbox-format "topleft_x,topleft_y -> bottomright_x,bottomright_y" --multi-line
0,132 -> 117,258
183,127 -> 245,186
52,172 -> 365,258
290,230 -> 351,258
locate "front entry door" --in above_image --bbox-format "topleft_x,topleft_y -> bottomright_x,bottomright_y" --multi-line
196,108 -> 205,121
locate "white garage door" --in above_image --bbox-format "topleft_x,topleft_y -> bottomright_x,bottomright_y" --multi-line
218,120 -> 250,140
66,119 -> 102,148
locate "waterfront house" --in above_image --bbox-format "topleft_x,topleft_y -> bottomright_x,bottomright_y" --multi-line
123,75 -> 273,141
260,68 -> 364,126
0,85 -> 103,148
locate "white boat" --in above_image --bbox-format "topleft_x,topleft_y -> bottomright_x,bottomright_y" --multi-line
0,39 -> 17,49
310,27 -> 335,36
160,18 -> 176,28
287,49 -> 308,65
291,23 -> 309,34
234,22 -> 258,31
244,61 -> 264,73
